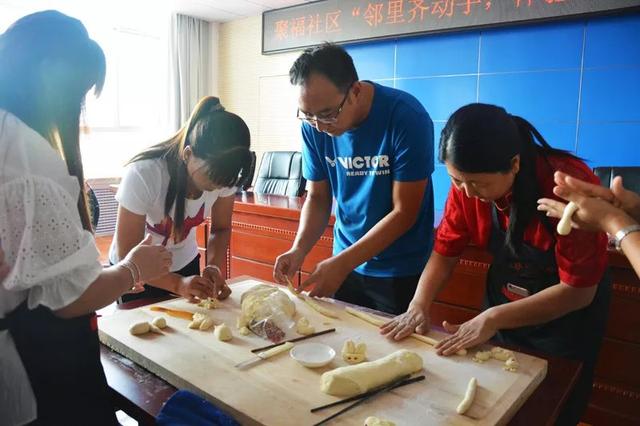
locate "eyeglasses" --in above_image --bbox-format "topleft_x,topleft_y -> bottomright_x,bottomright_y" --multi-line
296,84 -> 353,125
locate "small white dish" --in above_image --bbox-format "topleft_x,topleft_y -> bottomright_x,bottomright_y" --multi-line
290,343 -> 336,368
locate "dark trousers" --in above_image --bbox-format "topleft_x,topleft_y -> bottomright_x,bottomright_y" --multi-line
334,271 -> 420,315
118,254 -> 201,303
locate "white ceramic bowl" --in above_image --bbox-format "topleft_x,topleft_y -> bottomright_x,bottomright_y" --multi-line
290,343 -> 336,368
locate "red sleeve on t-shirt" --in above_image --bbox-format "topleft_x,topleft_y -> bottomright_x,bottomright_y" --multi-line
434,186 -> 474,257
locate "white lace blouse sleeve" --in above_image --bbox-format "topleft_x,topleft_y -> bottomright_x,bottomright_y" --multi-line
0,175 -> 102,311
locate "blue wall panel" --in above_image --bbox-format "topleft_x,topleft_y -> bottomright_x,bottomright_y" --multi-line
345,40 -> 395,81
478,71 -> 580,123
584,14 -> 640,67
578,123 -> 640,167
480,21 -> 584,72
396,76 -> 477,122
581,68 -> 640,122
396,32 -> 479,77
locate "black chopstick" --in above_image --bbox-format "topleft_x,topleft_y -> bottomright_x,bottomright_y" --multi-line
250,328 -> 336,353
311,375 -> 426,425
310,374 -> 423,412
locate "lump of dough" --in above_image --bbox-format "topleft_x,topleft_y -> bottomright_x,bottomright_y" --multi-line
557,201 -> 578,236
149,324 -> 163,334
214,323 -> 233,341
342,340 -> 367,365
503,357 -> 520,372
151,317 -> 167,329
296,317 -> 315,335
199,317 -> 214,331
239,326 -> 251,336
364,417 -> 396,426
198,297 -> 218,309
189,312 -> 213,330
472,350 -> 491,363
321,350 -> 423,397
491,347 -> 514,361
129,321 -> 150,335
456,377 -> 477,415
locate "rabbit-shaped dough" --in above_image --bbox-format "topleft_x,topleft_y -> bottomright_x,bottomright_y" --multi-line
341,340 -> 367,364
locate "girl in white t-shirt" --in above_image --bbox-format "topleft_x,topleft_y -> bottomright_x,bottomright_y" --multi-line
0,11 -> 171,425
110,96 -> 252,303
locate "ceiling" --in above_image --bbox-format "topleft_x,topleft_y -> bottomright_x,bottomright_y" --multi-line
169,0 -> 314,22
0,0 -> 315,23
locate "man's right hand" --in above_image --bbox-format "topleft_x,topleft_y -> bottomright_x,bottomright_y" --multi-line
273,248 -> 305,287
380,302 -> 431,341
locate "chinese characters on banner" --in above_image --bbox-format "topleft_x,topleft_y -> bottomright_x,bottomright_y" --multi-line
272,0 -> 573,40
264,0 -> 639,52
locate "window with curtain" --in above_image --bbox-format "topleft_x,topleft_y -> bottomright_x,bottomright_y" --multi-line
0,2 -> 172,179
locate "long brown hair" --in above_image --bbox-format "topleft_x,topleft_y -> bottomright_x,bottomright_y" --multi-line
129,96 -> 251,242
0,10 -> 106,231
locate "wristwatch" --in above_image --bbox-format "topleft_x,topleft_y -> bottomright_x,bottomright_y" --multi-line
614,224 -> 640,252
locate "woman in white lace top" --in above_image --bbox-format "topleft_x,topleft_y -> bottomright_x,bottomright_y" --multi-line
0,11 -> 171,425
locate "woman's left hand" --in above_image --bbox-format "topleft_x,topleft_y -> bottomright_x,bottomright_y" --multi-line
435,310 -> 499,356
202,265 -> 231,300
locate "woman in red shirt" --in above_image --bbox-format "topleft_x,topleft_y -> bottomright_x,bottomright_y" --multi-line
382,103 -> 611,425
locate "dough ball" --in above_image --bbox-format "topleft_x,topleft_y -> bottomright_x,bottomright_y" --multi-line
129,321 -> 150,335
214,323 -> 233,341
472,350 -> 491,363
199,317 -> 214,331
151,317 -> 167,329
296,317 -> 315,335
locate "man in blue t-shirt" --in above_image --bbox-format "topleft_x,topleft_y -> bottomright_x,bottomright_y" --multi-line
273,43 -> 434,315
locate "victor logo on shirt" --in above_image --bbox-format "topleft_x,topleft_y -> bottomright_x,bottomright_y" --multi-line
325,155 -> 391,177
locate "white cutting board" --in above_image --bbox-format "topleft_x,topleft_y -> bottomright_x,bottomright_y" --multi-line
98,277 -> 547,426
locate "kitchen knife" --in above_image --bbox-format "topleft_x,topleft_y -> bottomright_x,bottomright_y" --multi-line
234,341 -> 294,369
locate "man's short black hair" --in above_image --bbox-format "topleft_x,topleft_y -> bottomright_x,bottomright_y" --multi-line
289,42 -> 358,93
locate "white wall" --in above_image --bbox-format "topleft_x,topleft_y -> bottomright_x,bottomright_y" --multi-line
1,1 -> 174,179
218,15 -> 304,179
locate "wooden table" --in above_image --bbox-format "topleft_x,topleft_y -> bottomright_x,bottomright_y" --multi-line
99,294 -> 581,425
